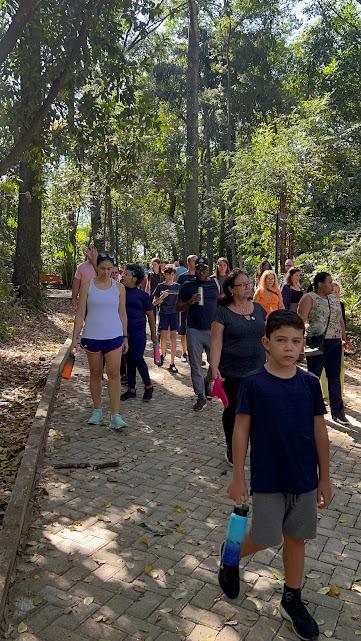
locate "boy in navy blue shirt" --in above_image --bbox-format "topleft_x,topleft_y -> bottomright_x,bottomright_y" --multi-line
219,310 -> 331,641
153,265 -> 181,373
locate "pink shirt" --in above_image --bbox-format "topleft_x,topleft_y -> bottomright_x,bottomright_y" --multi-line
74,261 -> 96,283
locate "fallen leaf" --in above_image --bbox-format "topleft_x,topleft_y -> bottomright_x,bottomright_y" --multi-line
176,526 -> 186,535
318,586 -> 330,595
245,614 -> 258,622
324,631 -> 333,638
63,607 -> 73,614
159,607 -> 173,614
32,595 -> 44,606
17,622 -> 28,633
328,584 -> 341,597
171,590 -> 188,600
224,620 -> 238,626
306,572 -> 320,579
104,501 -> 112,508
96,514 -> 111,523
94,615 -> 107,622
224,611 -> 237,621
167,568 -> 175,576
173,505 -> 186,513
139,536 -> 150,547
352,584 -> 361,594
83,596 -> 94,605
56,592 -> 72,601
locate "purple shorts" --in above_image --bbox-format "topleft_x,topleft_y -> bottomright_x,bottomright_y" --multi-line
80,336 -> 123,354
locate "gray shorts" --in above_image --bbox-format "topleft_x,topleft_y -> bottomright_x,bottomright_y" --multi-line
250,489 -> 317,547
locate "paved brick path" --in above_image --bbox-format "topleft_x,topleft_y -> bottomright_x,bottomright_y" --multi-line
5,344 -> 361,641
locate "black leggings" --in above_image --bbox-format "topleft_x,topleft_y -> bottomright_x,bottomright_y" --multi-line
222,377 -> 241,453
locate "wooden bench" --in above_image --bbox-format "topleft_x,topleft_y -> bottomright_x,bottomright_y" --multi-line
40,273 -> 62,285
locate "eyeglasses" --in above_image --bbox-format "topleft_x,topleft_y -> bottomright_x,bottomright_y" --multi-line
233,283 -> 250,288
98,252 -> 115,261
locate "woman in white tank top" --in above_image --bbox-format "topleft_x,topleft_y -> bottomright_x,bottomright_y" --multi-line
71,252 -> 128,430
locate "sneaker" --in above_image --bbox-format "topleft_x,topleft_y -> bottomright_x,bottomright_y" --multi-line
332,414 -> 350,426
193,396 -> 207,411
121,374 -> 128,385
169,363 -> 178,374
225,449 -> 233,466
280,590 -> 319,640
181,353 -> 188,363
88,409 -> 103,425
121,389 -> 136,401
218,542 -> 240,599
143,386 -> 153,402
158,354 -> 165,367
109,414 -> 127,430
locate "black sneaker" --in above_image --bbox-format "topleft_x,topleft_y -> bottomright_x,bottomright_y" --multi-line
121,389 -> 136,401
193,396 -> 207,411
121,374 -> 128,385
280,591 -> 319,640
181,353 -> 188,363
224,450 -> 233,466
142,386 -> 153,402
332,414 -> 350,426
169,363 -> 178,374
158,354 -> 165,367
218,542 -> 240,599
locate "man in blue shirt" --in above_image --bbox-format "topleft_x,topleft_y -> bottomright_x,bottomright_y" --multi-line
219,310 -> 331,641
177,257 -> 219,411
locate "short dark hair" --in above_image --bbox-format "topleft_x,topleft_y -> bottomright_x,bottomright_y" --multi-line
313,272 -> 331,291
125,263 -> 145,285
265,310 -> 305,338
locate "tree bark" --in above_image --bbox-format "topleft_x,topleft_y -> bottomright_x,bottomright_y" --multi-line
184,0 -> 200,255
0,0 -> 40,66
12,8 -> 42,307
105,183 -> 115,253
90,182 -> 102,248
0,3 -> 97,176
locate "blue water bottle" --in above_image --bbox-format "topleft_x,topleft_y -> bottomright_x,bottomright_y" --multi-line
219,504 -> 249,599
221,504 -> 249,566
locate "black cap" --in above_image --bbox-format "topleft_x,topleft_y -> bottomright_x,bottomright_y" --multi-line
195,257 -> 208,267
233,504 -> 249,517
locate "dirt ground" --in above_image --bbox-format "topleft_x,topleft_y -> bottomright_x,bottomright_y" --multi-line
0,295 -> 74,526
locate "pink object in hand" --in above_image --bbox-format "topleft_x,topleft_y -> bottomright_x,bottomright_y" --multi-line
153,346 -> 162,365
211,375 -> 228,408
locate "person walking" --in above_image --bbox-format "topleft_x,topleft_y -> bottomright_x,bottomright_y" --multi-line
177,254 -> 198,363
254,270 -> 284,316
210,269 -> 266,465
320,282 -> 346,404
254,258 -> 272,288
71,246 -> 97,308
212,257 -> 230,296
298,272 -> 351,426
152,265 -> 181,373
177,257 -> 219,411
281,267 -> 303,312
121,264 -> 158,402
221,310 -> 331,641
71,251 -> 128,429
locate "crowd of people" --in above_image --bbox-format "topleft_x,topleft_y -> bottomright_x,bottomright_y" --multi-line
69,246 -> 356,641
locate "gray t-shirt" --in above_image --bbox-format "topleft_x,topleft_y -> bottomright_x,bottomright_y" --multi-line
214,303 -> 266,378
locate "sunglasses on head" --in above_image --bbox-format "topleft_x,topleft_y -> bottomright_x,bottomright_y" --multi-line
98,252 -> 115,261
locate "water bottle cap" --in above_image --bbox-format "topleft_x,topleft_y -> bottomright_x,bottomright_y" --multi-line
233,504 -> 249,517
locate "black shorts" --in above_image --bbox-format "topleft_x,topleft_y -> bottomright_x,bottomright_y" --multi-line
158,312 -> 178,331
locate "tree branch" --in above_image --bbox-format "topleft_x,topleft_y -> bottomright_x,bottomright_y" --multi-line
127,1 -> 187,51
0,0 -> 41,66
0,1 -> 103,176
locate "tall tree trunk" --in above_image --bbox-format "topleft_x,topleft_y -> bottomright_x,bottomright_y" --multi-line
12,8 -> 42,307
90,177 -> 102,249
219,205 -> 226,256
184,0 -> 200,255
224,0 -> 237,267
202,35 -> 214,269
105,184 -> 115,253
279,192 -> 287,273
0,0 -> 40,66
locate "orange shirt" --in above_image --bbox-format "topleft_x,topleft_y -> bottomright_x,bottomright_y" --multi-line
253,287 -> 284,316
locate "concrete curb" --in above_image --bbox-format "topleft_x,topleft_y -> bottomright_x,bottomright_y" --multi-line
0,337 -> 72,631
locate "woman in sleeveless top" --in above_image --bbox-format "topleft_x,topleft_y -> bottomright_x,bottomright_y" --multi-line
298,272 -> 351,427
71,252 -> 128,430
281,268 -> 303,312
211,257 -> 230,297
253,270 -> 284,316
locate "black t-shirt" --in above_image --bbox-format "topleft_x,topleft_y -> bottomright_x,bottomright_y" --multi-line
237,367 -> 326,494
177,272 -> 196,286
148,271 -> 163,295
153,283 -> 180,314
179,278 -> 219,330
125,287 -> 152,331
214,303 -> 266,378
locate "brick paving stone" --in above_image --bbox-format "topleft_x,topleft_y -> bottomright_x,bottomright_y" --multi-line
4,345 -> 361,641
